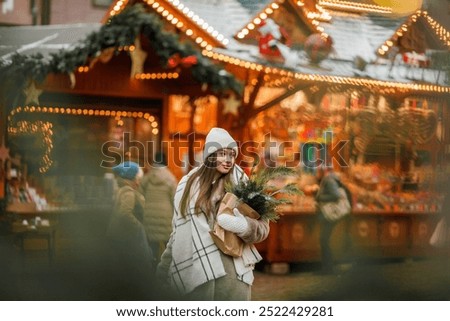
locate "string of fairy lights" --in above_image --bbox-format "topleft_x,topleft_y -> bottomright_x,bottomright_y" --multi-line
8,106 -> 159,173
9,0 -> 450,172
202,49 -> 450,94
236,2 -> 283,40
423,13 -> 450,46
377,10 -> 450,56
236,0 -> 332,41
318,0 -> 392,14
104,0 -> 449,94
77,64 -> 179,80
235,0 -> 393,41
164,0 -> 229,46
74,43 -> 180,80
108,0 -> 228,51
7,120 -> 54,173
134,72 -> 179,80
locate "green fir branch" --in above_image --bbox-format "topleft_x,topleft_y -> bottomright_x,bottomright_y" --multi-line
226,166 -> 302,222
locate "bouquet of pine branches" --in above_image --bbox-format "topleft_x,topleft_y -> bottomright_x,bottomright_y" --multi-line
225,165 -> 302,222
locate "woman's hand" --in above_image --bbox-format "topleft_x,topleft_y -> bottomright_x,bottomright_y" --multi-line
217,208 -> 249,234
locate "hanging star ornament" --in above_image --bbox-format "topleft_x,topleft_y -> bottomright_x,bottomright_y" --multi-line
130,37 -> 148,78
221,93 -> 241,116
23,80 -> 43,105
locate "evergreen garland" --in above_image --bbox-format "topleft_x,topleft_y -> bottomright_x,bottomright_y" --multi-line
0,4 -> 242,110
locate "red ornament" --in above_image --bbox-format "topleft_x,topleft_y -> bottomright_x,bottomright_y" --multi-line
167,54 -> 198,68
304,34 -> 333,64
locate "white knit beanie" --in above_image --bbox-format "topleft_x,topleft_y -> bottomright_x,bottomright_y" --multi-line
203,127 -> 239,161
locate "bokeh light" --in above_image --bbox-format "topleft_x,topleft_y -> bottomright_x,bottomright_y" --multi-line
372,0 -> 423,16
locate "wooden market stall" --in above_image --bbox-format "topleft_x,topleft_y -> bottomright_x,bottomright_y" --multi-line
203,0 -> 450,263
1,0 -> 449,263
0,2 -> 241,252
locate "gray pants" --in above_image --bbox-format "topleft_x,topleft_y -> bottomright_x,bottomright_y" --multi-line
186,251 -> 251,301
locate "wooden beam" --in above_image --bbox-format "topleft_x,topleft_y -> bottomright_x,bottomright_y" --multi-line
287,0 -> 317,34
246,71 -> 264,111
248,83 -> 311,118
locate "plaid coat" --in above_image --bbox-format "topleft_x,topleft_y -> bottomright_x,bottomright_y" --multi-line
157,165 -> 268,295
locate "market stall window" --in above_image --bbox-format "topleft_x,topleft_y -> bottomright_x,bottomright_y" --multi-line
7,94 -> 162,208
167,95 -> 218,180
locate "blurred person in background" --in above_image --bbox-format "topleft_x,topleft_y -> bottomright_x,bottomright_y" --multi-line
140,152 -> 177,265
106,161 -> 154,299
314,166 -> 345,274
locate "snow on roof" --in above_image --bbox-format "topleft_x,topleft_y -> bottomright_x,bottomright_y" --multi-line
318,10 -> 404,62
3,1 -> 446,89
235,0 -> 273,16
199,0 -> 403,62
212,44 -> 447,87
0,23 -> 101,62
173,0 -> 255,40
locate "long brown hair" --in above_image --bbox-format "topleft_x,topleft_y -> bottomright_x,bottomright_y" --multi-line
179,152 -> 233,218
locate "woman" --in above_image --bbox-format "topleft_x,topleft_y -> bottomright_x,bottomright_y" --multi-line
157,128 -> 269,300
106,161 -> 154,298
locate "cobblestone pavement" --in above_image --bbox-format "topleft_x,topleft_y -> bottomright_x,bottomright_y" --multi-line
252,258 -> 450,301
2,233 -> 450,301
